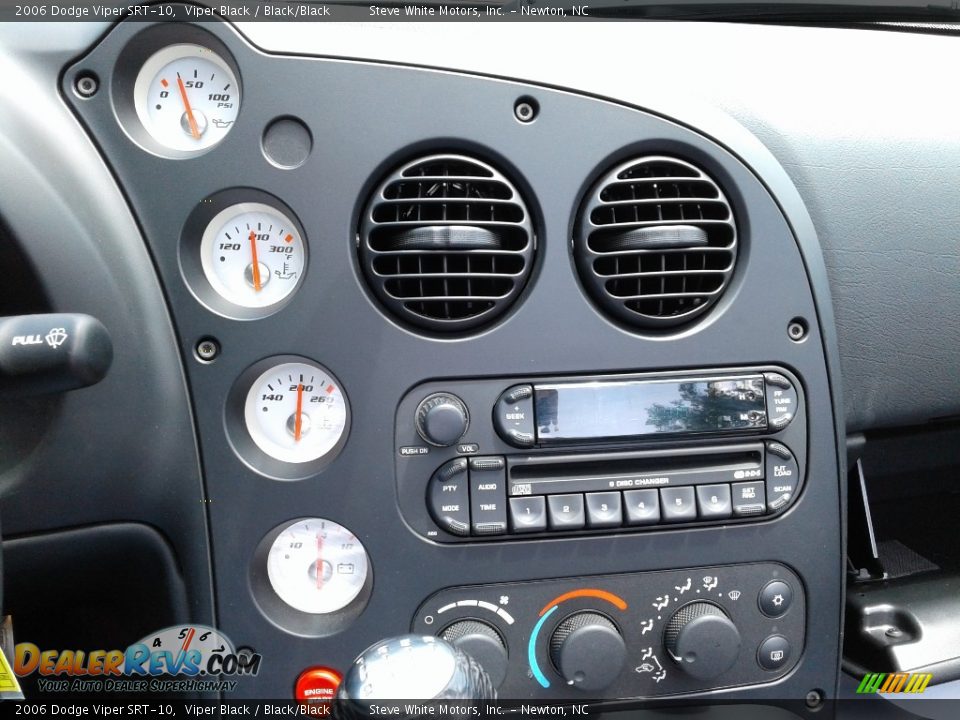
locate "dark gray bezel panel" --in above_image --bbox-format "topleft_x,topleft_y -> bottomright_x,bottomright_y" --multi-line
62,13 -> 842,703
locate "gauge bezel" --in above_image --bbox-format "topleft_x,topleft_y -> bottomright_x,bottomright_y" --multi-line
112,24 -> 242,159
181,188 -> 309,320
225,355 -> 351,481
250,517 -> 373,637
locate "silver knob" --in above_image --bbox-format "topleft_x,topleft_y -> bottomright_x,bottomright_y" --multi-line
337,635 -> 495,717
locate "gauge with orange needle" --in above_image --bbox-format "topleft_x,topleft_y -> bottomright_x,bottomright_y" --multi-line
243,360 -> 348,464
266,518 -> 369,615
134,44 -> 240,153
199,202 -> 306,310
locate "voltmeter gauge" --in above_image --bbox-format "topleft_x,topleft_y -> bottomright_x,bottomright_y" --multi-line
134,44 -> 240,153
243,361 -> 348,464
200,203 -> 307,310
267,518 -> 370,614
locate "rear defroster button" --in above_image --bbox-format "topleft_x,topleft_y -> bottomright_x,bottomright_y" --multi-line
757,635 -> 791,671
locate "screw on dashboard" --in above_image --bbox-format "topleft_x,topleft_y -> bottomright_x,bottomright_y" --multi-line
805,688 -> 824,710
74,73 -> 99,98
195,337 -> 220,362
514,97 -> 539,123
787,317 -> 808,342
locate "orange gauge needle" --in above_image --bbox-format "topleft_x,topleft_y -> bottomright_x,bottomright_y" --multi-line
176,75 -> 201,140
249,230 -> 262,292
294,383 -> 304,441
315,532 -> 324,591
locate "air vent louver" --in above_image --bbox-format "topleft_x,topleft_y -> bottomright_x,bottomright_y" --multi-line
359,154 -> 535,333
575,156 -> 737,329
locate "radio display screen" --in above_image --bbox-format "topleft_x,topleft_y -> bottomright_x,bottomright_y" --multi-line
534,375 -> 766,442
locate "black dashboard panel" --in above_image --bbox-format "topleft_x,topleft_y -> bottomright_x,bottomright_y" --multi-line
54,13 -> 844,703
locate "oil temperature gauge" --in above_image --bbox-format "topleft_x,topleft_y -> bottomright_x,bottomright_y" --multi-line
200,203 -> 307,310
267,518 -> 370,615
243,360 -> 348,465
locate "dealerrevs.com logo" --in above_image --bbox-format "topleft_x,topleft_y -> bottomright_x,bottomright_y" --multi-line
14,625 -> 261,693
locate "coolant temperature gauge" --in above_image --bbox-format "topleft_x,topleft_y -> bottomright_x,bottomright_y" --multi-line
267,518 -> 370,614
201,203 -> 307,310
134,44 -> 240,153
243,360 -> 348,464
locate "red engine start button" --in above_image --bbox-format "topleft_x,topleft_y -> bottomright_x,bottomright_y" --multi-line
295,666 -> 343,702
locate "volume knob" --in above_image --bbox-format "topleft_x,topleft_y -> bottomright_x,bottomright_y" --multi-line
664,602 -> 741,680
549,612 -> 626,691
416,393 -> 469,447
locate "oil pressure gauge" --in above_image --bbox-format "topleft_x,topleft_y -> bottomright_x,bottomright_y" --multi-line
134,44 -> 240,153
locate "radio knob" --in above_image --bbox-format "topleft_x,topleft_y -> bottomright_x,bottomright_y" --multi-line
440,620 -> 508,687
549,612 -> 626,691
416,393 -> 469,447
664,602 -> 741,680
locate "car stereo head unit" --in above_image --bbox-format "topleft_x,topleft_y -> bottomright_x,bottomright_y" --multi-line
394,367 -> 805,543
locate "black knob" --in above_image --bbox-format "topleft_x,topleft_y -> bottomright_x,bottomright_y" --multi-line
664,602 -> 741,680
549,612 -> 626,691
441,620 -> 508,687
416,393 -> 469,447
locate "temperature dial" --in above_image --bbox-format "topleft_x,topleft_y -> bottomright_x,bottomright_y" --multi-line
201,203 -> 306,310
243,361 -> 348,464
267,518 -> 369,614
549,612 -> 626,691
134,44 -> 240,153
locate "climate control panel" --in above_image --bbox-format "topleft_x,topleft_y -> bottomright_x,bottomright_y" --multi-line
412,563 -> 805,700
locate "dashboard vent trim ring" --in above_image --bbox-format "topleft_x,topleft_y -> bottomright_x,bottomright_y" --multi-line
360,154 -> 535,333
575,156 -> 738,329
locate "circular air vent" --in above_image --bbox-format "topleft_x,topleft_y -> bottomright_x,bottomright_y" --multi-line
575,156 -> 737,329
360,154 -> 535,333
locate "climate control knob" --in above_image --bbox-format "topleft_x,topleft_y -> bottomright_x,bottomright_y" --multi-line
549,612 -> 626,691
416,393 -> 469,447
440,620 -> 508,687
664,602 -> 741,680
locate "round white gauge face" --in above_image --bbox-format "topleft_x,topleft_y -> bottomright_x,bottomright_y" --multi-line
200,203 -> 307,309
244,362 -> 348,464
134,44 -> 240,153
267,518 -> 369,614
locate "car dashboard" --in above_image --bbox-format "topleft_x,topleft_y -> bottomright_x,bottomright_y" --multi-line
1,10 -> 959,714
